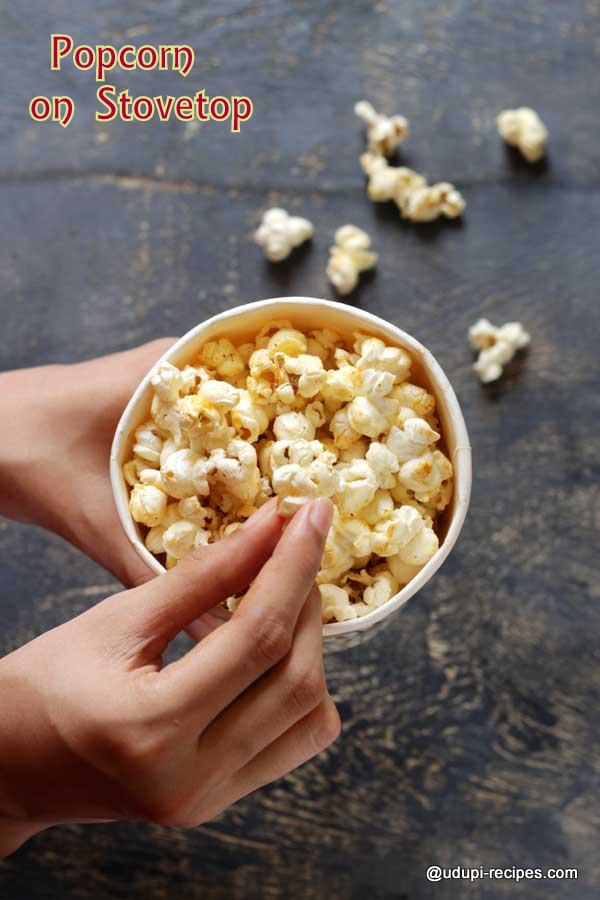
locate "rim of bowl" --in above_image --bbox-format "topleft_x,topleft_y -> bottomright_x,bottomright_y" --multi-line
110,297 -> 472,639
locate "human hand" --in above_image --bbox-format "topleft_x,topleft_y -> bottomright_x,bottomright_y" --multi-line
0,339 -> 175,587
0,498 -> 339,857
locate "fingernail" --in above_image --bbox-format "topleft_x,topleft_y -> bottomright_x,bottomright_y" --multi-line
308,498 -> 333,537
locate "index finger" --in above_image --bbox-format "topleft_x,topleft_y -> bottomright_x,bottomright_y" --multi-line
161,498 -> 332,727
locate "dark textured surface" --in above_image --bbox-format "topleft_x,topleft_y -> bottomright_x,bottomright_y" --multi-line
1,1 -> 599,897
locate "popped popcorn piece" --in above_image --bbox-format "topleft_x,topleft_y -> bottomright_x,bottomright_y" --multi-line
398,449 -> 452,504
320,584 -> 357,622
125,320 -> 453,620
469,317 -> 531,383
267,328 -> 307,357
371,505 -> 424,557
273,411 -> 316,442
354,100 -> 409,156
398,525 -> 439,566
150,362 -> 182,403
386,418 -> 439,462
198,379 -> 240,409
330,406 -> 361,449
129,483 -> 167,527
335,459 -> 378,515
365,442 -> 399,489
360,152 -> 465,222
145,503 -> 181,554
198,339 -> 245,379
389,382 -> 436,417
160,448 -> 214,499
347,396 -> 388,438
231,389 -> 270,442
497,107 -> 548,163
211,439 -> 261,502
363,570 -> 399,608
326,225 -> 378,296
254,207 -> 314,262
162,519 -> 209,560
387,555 -> 424,585
132,422 -> 164,465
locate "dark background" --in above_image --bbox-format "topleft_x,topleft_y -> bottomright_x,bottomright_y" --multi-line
1,1 -> 599,897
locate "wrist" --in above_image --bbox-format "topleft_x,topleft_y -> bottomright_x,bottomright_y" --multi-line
0,366 -> 68,528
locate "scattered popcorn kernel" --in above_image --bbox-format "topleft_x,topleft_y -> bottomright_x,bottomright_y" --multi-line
125,321 -> 452,621
354,99 -> 409,156
254,207 -> 314,262
326,225 -> 378,296
360,152 -> 465,222
469,317 -> 530,383
497,107 -> 548,163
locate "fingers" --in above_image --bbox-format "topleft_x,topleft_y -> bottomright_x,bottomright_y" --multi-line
196,585 -> 324,791
161,498 -> 333,725
188,696 -> 341,826
119,499 -> 285,639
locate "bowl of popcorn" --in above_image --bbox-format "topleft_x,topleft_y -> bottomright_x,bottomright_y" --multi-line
111,297 -> 471,640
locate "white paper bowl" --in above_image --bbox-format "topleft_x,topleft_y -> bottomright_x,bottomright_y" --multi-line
111,297 -> 471,644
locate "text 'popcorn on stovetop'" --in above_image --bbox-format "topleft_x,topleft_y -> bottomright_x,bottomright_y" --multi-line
124,323 -> 453,623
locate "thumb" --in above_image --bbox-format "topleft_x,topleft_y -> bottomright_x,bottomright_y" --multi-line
120,498 -> 285,638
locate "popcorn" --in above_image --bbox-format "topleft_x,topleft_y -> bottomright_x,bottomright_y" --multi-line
125,320 -> 452,622
497,107 -> 548,163
354,334 -> 413,382
363,570 -> 399,608
129,483 -> 167,527
273,411 -> 316,442
254,207 -> 314,262
398,526 -> 439,566
150,362 -> 182,403
365,442 -> 399,488
469,317 -> 530,383
231,389 -> 270,442
267,328 -> 307,357
387,555 -> 424,585
371,505 -> 423,557
335,459 -> 378,515
162,519 -> 210,560
354,100 -> 409,156
398,450 -> 452,503
198,379 -> 240,409
198,339 -> 245,379
280,353 -> 326,398
386,418 -> 439,462
160,448 -> 214,499
320,584 -> 356,622
211,439 -> 261,502
347,396 -> 388,438
360,152 -> 465,222
330,406 -> 361,449
389,382 -> 435,417
326,225 -> 378,296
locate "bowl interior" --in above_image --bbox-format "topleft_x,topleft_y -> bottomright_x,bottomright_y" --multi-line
111,297 -> 471,640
